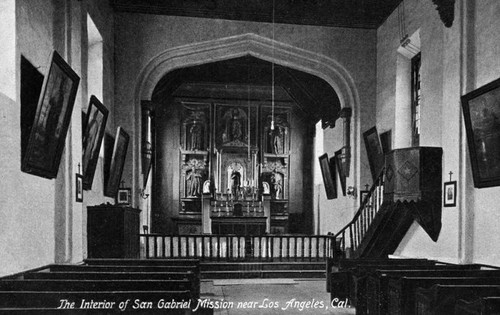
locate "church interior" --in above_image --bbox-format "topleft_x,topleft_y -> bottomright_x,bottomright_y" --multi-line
1,0 -> 500,313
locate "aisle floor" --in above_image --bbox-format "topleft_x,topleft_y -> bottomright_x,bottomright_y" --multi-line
199,279 -> 356,315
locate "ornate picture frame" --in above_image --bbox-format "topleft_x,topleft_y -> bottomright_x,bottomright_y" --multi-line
104,127 -> 130,198
319,153 -> 336,199
82,96 -> 108,190
461,77 -> 500,188
21,50 -> 80,178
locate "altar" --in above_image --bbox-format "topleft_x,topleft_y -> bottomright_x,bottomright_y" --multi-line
211,216 -> 267,235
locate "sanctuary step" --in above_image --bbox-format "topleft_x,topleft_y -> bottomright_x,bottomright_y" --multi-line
201,261 -> 325,279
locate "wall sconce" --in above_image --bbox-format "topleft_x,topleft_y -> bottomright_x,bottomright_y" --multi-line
347,186 -> 357,198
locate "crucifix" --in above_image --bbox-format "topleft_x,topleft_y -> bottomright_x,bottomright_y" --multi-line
449,171 -> 453,182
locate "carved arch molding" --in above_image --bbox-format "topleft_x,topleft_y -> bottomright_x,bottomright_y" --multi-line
132,33 -> 362,200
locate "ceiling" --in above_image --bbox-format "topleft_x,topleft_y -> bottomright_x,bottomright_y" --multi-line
152,56 -> 341,125
110,0 -> 403,29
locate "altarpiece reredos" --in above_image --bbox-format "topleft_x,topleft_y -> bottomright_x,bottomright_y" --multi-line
178,99 -> 291,227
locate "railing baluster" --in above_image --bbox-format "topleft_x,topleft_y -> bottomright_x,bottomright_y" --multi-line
323,237 -> 327,259
201,236 -> 204,260
301,236 -> 305,262
286,236 -> 290,260
315,236 -> 319,261
153,236 -> 158,258
260,237 -> 263,261
271,237 -> 274,261
280,237 -> 283,261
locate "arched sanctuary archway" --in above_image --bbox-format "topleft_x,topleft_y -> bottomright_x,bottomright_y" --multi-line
132,33 -> 362,214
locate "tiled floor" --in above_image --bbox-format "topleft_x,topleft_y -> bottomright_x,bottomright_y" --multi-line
199,279 -> 356,314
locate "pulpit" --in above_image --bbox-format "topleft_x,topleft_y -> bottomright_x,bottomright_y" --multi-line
87,205 -> 141,258
384,147 -> 443,241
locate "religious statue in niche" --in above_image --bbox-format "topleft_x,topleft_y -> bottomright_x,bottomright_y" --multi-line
271,171 -> 283,199
265,114 -> 289,154
182,105 -> 208,151
220,107 -> 248,146
189,122 -> 203,151
186,166 -> 203,197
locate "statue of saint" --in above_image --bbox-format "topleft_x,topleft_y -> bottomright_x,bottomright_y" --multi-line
231,109 -> 243,141
272,171 -> 283,199
190,123 -> 202,150
231,170 -> 241,196
272,127 -> 284,154
187,167 -> 202,197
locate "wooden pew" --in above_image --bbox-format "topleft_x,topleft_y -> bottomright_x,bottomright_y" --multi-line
360,265 -> 488,315
0,258 -> 213,314
349,264 -> 477,311
416,284 -> 500,315
328,258 -> 433,295
49,264 -> 198,273
455,296 -> 500,315
388,276 -> 500,315
23,270 -> 200,298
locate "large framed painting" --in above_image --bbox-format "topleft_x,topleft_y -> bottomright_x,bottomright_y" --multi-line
319,153 -> 337,199
462,77 -> 500,188
82,96 -> 108,190
335,149 -> 347,196
21,50 -> 80,178
363,126 -> 385,181
104,127 -> 130,198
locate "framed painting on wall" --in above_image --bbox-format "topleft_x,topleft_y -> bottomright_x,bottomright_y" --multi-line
104,127 -> 130,198
461,77 -> 500,188
82,96 -> 108,190
335,149 -> 347,196
319,153 -> 337,199
363,126 -> 385,181
21,50 -> 80,179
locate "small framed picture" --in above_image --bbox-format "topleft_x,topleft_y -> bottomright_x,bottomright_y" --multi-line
443,181 -> 457,207
75,173 -> 83,203
360,190 -> 369,207
116,188 -> 131,206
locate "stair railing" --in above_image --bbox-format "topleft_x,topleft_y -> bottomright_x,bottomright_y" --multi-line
333,169 -> 385,257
